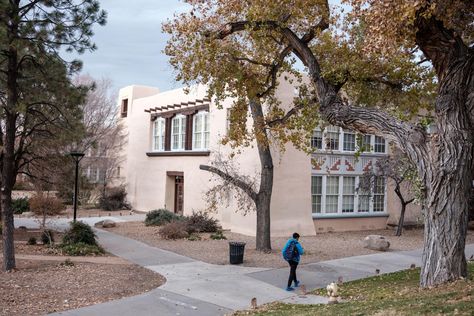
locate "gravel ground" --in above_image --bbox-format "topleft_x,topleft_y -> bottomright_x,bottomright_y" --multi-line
0,229 -> 165,315
0,259 -> 165,316
105,221 -> 474,268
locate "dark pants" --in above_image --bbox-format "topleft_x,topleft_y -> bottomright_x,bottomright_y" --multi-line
287,260 -> 298,287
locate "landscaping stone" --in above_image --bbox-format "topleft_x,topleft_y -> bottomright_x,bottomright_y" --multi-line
363,235 -> 390,251
95,220 -> 116,228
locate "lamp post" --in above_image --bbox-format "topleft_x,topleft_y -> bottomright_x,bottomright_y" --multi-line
70,151 -> 85,222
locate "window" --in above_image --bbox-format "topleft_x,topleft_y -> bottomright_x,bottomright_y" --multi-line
360,134 -> 371,152
171,115 -> 186,151
325,176 -> 339,213
153,118 -> 165,151
374,136 -> 386,153
326,126 -> 340,150
343,130 -> 356,151
121,99 -> 128,118
311,130 -> 323,149
311,176 -> 322,213
373,177 -> 385,212
193,111 -> 209,150
89,167 -> 98,182
342,177 -> 355,212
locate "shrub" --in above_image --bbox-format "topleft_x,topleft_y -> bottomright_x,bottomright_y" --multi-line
145,209 -> 183,226
62,221 -> 98,246
27,236 -> 37,245
210,230 -> 227,240
12,197 -> 30,214
59,242 -> 104,256
187,234 -> 202,241
41,230 -> 55,244
159,221 -> 189,240
184,211 -> 220,233
98,186 -> 130,211
30,194 -> 65,227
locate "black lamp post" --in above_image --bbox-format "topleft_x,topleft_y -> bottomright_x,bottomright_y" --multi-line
70,151 -> 85,222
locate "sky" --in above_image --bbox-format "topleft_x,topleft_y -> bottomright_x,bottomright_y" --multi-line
67,0 -> 187,93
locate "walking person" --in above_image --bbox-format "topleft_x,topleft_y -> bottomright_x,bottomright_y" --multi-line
282,232 -> 304,291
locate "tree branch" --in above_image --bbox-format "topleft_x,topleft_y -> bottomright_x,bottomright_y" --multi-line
200,164 -> 258,201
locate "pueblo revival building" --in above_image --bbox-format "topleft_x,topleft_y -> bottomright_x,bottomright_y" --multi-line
116,80 -> 421,237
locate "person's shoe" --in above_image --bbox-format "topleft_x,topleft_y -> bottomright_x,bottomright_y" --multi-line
285,286 -> 294,291
294,280 -> 300,287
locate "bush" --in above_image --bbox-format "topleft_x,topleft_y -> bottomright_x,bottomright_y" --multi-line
30,194 -> 65,227
41,229 -> 55,244
12,197 -> 30,214
27,236 -> 37,245
210,230 -> 227,240
99,186 -> 130,211
59,242 -> 104,256
145,209 -> 183,226
184,211 -> 220,233
159,221 -> 189,240
62,221 -> 98,246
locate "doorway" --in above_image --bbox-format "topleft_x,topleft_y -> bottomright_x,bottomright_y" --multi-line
174,176 -> 184,215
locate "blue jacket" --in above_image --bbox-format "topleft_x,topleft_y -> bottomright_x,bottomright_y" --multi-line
282,238 -> 304,262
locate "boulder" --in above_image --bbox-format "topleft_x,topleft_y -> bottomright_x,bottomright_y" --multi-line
21,212 -> 34,217
102,219 -> 116,228
363,235 -> 390,251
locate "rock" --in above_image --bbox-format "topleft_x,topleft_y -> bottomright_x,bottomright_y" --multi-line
101,219 -> 116,228
21,212 -> 34,217
363,235 -> 390,251
94,220 -> 104,227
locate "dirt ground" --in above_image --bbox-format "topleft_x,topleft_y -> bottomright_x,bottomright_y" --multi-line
105,221 -> 474,268
0,229 -> 165,315
15,207 -> 133,220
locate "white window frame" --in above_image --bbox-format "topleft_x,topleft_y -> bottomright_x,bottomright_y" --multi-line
313,175 -> 387,217
152,117 -> 166,152
311,176 -> 323,213
192,111 -> 209,150
342,130 -> 356,152
171,114 -> 186,151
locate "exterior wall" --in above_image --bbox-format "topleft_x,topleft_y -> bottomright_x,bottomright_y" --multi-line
313,216 -> 389,232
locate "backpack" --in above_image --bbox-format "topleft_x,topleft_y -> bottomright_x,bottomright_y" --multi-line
284,240 -> 298,261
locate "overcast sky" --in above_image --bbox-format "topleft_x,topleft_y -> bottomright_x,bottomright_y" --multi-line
68,0 -> 187,93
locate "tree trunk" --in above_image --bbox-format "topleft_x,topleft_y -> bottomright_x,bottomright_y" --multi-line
396,204 -> 406,237
2,113 -> 18,271
248,99 -> 273,252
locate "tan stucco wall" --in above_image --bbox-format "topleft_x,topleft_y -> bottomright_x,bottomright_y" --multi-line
386,179 -> 423,226
313,216 -> 389,233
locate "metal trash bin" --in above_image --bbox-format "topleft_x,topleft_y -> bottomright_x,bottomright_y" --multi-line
229,241 -> 246,264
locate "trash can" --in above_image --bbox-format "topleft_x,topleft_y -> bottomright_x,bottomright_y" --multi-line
229,241 -> 246,264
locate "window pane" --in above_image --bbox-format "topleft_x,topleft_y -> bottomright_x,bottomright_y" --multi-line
375,177 -> 385,194
358,195 -> 370,212
326,126 -> 340,150
343,177 -> 355,194
343,132 -> 356,151
342,196 -> 354,213
325,196 -> 338,213
342,177 -> 355,213
361,135 -> 371,152
311,176 -> 322,194
374,195 -> 385,212
312,195 -> 321,213
326,176 -> 339,195
374,136 -> 385,153
311,130 -> 323,149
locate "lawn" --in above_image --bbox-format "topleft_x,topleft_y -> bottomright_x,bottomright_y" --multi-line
234,262 -> 474,316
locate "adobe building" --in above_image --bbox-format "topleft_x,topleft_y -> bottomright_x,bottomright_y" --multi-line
116,80 -> 421,237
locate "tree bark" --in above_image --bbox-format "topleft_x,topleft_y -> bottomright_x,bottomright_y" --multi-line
396,204 -> 406,237
249,99 -> 273,252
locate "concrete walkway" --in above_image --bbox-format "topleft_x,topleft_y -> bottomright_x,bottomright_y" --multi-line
14,217 -> 474,316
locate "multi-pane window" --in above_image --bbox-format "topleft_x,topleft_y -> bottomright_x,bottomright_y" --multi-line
311,176 -> 322,213
153,118 -> 165,151
193,111 -> 210,150
342,177 -> 355,212
374,136 -> 386,153
326,126 -> 340,150
171,115 -> 186,150
343,131 -> 356,151
311,175 -> 386,215
373,176 -> 385,212
311,130 -> 323,149
325,176 -> 339,213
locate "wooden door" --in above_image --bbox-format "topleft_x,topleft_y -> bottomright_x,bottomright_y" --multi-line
174,176 -> 184,214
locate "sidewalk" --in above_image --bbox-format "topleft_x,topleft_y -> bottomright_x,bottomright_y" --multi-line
14,217 -> 474,315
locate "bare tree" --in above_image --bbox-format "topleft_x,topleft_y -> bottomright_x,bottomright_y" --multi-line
360,150 -> 421,236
